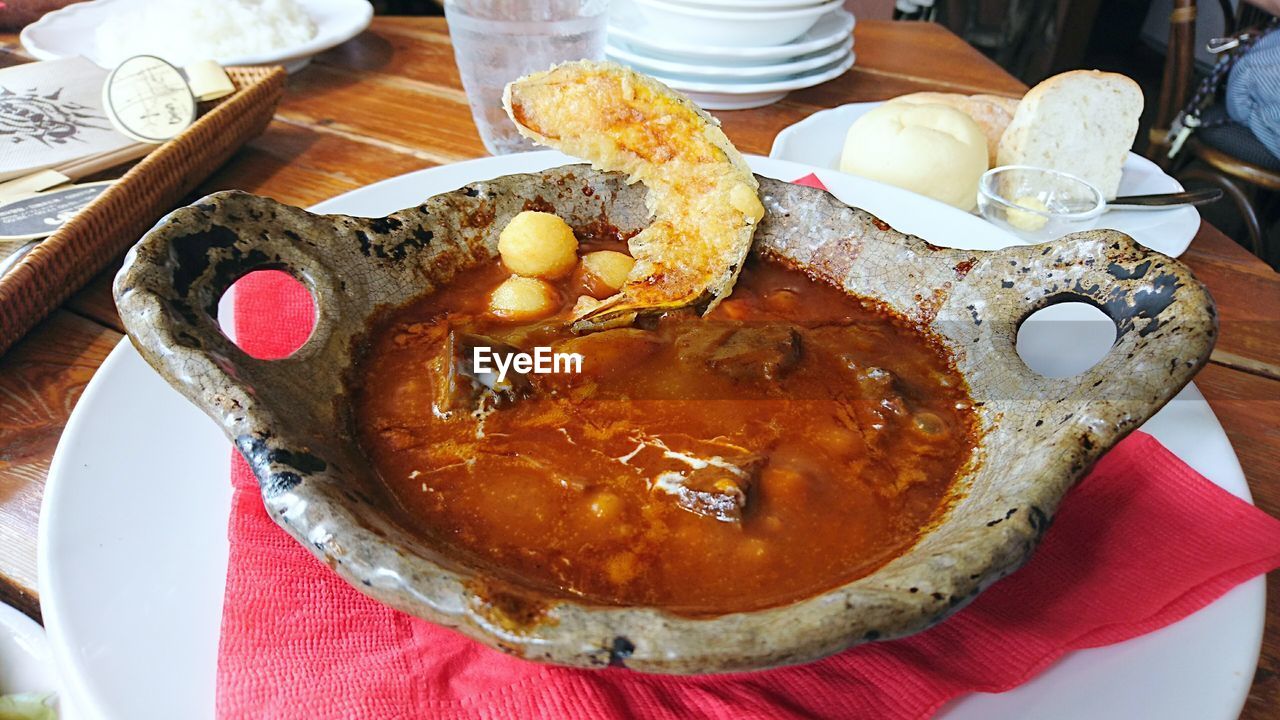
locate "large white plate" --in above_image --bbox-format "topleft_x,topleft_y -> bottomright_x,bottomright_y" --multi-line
771,101 -> 1202,257
20,0 -> 373,74
40,152 -> 1261,720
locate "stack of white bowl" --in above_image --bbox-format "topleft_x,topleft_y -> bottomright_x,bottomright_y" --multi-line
606,0 -> 855,110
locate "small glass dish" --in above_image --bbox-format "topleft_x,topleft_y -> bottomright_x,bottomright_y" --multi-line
977,165 -> 1106,242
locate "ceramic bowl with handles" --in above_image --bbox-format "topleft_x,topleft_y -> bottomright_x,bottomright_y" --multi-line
114,165 -> 1216,673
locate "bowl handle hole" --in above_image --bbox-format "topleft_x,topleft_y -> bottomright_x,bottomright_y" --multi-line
1016,301 -> 1117,378
216,270 -> 317,361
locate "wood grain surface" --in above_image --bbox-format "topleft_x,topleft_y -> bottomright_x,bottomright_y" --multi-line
1,17 -> 1277,717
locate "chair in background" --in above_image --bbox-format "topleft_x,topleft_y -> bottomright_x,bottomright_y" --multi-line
1149,0 -> 1280,259
893,0 -> 940,21
903,0 -> 1081,84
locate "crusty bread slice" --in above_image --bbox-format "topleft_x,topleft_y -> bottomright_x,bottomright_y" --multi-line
503,60 -> 763,324
892,91 -> 1020,166
996,70 -> 1143,198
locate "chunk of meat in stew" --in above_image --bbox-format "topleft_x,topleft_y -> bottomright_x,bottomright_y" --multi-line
702,325 -> 802,381
431,332 -> 532,413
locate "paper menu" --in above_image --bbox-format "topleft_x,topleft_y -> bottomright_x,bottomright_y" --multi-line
0,56 -> 137,182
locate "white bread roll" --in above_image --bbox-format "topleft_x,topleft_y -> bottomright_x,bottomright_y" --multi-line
891,92 -> 1020,166
840,102 -> 989,210
996,70 -> 1143,199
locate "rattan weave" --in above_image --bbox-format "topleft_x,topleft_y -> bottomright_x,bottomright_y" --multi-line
0,65 -> 285,355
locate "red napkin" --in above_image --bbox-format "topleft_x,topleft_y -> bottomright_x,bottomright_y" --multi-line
219,229 -> 1280,720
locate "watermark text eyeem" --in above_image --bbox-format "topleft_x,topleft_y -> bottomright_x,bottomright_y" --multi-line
473,346 -> 582,382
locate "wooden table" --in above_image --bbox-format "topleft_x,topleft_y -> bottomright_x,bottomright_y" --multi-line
2,17 -> 1277,716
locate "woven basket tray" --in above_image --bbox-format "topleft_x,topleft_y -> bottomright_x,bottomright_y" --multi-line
0,65 -> 286,355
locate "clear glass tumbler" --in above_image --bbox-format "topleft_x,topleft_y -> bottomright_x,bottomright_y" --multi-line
445,0 -> 610,155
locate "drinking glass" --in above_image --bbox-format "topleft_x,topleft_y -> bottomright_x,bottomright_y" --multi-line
445,0 -> 610,155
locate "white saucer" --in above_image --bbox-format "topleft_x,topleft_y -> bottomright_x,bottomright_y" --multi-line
608,36 -> 852,80
0,601 -> 59,713
659,50 -> 854,109
609,3 -> 854,66
676,0 -> 834,7
770,101 -> 1202,257
21,0 -> 373,73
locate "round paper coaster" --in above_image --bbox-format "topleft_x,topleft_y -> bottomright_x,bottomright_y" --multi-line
102,55 -> 196,144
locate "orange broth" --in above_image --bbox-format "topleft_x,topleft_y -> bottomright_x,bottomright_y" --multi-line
352,248 -> 977,615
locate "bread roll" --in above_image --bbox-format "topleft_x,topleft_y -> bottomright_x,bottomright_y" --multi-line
839,102 -> 989,210
891,92 -> 1019,166
996,70 -> 1143,199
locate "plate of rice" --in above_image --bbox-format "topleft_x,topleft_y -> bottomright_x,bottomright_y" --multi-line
21,0 -> 373,74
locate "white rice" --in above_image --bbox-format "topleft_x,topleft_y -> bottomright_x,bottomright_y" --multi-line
95,0 -> 318,68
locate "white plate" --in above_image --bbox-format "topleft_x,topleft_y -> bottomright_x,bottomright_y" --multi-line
608,37 -> 852,80
662,51 -> 854,110
40,152 -> 1261,720
674,0 -> 832,8
20,0 -> 373,74
609,3 -> 854,66
770,101 -> 1201,257
630,0 -> 842,48
0,601 -> 57,696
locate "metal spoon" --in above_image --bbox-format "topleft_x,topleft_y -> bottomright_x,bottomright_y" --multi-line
1108,188 -> 1223,211
0,240 -> 39,278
